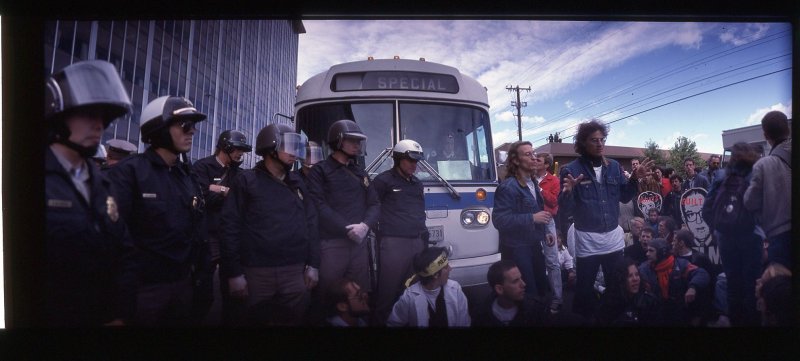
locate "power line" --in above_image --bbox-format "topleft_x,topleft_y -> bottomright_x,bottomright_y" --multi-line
494,28 -> 791,145
506,85 -> 531,141
552,67 -> 792,143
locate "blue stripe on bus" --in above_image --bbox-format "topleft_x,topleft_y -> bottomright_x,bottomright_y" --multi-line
424,191 -> 495,210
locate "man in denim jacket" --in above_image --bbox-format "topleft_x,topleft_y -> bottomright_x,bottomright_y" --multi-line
558,119 -> 654,319
493,141 -> 556,300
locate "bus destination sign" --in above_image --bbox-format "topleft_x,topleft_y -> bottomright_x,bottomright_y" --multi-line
333,71 -> 459,93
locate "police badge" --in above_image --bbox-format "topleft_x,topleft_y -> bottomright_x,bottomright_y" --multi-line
297,189 -> 304,200
363,176 -> 370,188
106,196 -> 119,222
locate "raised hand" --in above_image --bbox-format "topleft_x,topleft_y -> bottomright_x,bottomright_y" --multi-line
561,173 -> 586,194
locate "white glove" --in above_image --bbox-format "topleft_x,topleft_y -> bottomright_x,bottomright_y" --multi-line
345,222 -> 369,244
304,266 -> 319,290
228,274 -> 248,299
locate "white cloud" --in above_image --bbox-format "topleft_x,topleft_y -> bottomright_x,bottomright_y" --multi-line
565,100 -> 574,110
691,133 -> 708,141
625,117 -> 641,126
494,110 -> 516,123
719,23 -> 770,46
744,102 -> 792,126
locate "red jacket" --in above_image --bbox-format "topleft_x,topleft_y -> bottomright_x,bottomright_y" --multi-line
537,171 -> 560,216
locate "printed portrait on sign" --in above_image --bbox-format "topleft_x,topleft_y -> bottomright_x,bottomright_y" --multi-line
680,187 -> 720,264
636,191 -> 662,216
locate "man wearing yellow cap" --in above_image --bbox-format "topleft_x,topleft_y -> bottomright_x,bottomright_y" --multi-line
386,247 -> 470,327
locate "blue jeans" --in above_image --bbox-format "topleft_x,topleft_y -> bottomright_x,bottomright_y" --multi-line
542,236 -> 563,306
767,231 -> 792,269
573,250 -> 624,318
718,230 -> 761,326
501,243 -> 547,298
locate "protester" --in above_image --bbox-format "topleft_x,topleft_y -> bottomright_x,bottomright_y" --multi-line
704,142 -> 762,326
387,247 -> 471,327
744,110 -> 792,268
595,258 -> 663,326
558,119 -> 654,319
493,141 -> 556,301
473,260 -> 551,327
638,238 -> 710,326
323,278 -> 370,327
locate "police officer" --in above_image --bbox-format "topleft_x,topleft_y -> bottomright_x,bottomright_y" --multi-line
297,140 -> 324,182
107,95 -> 207,326
105,138 -> 138,168
372,139 -> 428,325
220,123 -> 320,325
306,119 -> 380,307
44,60 -> 137,326
192,129 -> 252,324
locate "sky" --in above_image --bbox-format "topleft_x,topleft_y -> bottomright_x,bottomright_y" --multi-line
296,20 -> 793,154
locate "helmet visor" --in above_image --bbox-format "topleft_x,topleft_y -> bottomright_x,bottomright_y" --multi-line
278,133 -> 308,160
305,142 -> 324,166
342,134 -> 367,157
59,61 -> 131,119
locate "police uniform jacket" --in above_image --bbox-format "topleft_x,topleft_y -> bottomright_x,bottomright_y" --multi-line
108,147 -> 206,284
193,154 -> 241,235
45,147 -> 137,325
220,161 -> 320,278
306,156 -> 380,240
372,168 -> 426,238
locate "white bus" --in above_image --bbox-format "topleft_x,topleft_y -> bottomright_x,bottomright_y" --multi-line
294,58 -> 500,287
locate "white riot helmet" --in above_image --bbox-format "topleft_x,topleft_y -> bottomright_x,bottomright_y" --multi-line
392,139 -> 425,161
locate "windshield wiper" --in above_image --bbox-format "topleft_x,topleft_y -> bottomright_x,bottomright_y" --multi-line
366,147 -> 460,200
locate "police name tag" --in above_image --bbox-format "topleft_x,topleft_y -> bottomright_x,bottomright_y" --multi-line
392,188 -> 402,192
579,180 -> 592,185
142,193 -> 157,199
47,199 -> 72,208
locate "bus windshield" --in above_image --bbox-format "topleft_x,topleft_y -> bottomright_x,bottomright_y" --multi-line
295,101 -> 495,183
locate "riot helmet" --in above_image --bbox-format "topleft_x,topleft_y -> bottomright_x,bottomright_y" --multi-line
217,130 -> 253,153
217,130 -> 253,167
392,139 -> 425,162
140,95 -> 206,153
46,60 -> 131,157
255,123 -> 308,160
327,119 -> 367,157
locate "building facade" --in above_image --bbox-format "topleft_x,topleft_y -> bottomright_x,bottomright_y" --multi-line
44,19 -> 305,167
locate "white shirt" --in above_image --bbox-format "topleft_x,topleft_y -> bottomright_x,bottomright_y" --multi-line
574,225 -> 625,258
51,144 -> 91,203
525,179 -> 538,202
491,299 -> 518,325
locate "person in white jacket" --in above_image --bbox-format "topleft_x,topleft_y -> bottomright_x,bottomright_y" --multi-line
387,247 -> 471,327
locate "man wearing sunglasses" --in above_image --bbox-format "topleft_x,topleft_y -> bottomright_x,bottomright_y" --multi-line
108,95 -> 208,326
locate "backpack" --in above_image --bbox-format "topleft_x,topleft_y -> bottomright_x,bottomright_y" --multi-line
707,173 -> 755,235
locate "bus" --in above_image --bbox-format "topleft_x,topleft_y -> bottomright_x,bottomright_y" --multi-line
294,57 -> 500,288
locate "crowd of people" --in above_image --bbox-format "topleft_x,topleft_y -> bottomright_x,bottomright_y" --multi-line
45,59 -> 792,328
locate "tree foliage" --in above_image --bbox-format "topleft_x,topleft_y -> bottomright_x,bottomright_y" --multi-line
643,139 -> 667,168
668,136 -> 706,177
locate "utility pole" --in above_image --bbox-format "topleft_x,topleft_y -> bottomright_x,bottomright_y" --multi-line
506,85 -> 531,141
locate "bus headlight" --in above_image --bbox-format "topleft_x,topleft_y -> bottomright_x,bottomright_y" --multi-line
461,209 -> 490,228
461,213 -> 474,225
476,211 -> 490,225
